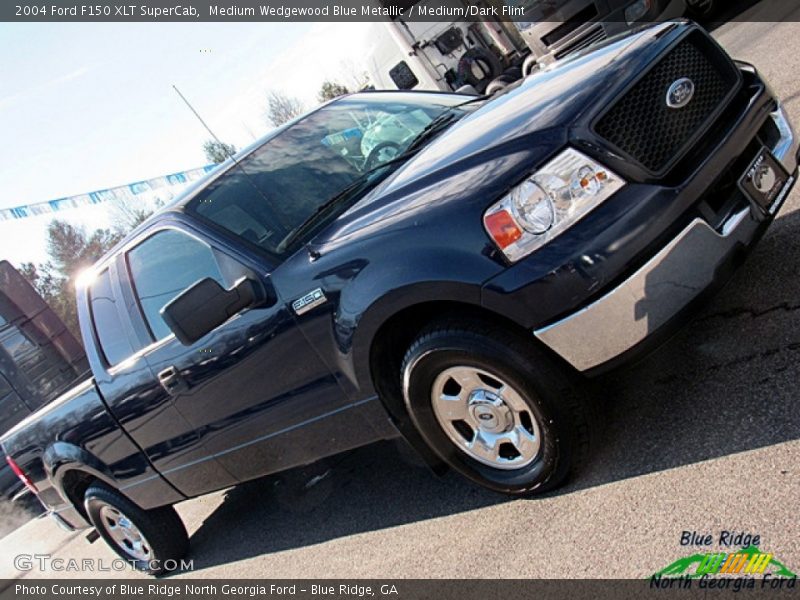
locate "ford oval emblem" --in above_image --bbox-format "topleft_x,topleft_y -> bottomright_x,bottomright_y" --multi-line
666,78 -> 695,109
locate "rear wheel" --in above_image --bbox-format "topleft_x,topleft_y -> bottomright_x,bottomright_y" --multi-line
84,484 -> 188,575
401,321 -> 593,495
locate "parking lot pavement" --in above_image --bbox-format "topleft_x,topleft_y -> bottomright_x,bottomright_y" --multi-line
2,13 -> 800,581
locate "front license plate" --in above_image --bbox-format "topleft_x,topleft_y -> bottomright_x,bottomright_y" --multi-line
739,147 -> 792,215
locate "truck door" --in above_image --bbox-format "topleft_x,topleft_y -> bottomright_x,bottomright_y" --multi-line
85,260 -> 235,498
119,224 -> 351,487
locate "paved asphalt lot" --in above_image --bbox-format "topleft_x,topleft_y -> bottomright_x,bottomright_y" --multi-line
1,4 -> 799,581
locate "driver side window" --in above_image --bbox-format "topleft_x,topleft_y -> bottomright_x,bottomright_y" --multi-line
127,229 -> 225,342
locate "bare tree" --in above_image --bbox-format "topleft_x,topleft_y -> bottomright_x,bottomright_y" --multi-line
265,90 -> 305,127
338,58 -> 371,91
109,197 -> 164,235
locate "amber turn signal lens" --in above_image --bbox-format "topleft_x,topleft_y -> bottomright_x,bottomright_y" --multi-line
484,210 -> 522,249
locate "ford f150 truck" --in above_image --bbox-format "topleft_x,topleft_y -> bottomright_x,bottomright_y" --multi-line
3,21 -> 797,574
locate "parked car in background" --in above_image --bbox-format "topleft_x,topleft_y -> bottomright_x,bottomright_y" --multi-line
2,21 -> 797,574
0,261 -> 87,521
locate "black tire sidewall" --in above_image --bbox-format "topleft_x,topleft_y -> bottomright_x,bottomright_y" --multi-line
84,485 -> 184,575
403,333 -> 576,495
459,48 -> 502,92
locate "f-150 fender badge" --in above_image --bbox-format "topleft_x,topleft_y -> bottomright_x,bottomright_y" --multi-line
292,288 -> 327,315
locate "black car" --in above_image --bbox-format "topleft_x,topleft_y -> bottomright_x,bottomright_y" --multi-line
2,21 -> 797,574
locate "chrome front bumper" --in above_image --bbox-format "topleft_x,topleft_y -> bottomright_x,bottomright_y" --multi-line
534,106 -> 798,372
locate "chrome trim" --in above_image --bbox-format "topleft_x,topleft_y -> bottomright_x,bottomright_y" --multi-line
771,105 -> 799,174
721,205 -> 749,237
10,488 -> 31,504
49,510 -> 77,532
429,366 -> 542,470
292,288 -> 327,316
98,505 -> 152,561
484,148 -> 626,263
534,206 -> 758,372
534,103 -> 798,372
666,78 -> 696,110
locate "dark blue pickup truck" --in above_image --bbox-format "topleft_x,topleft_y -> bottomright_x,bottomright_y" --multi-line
3,21 -> 797,574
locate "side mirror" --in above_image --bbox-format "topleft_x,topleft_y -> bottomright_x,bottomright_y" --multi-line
161,277 -> 263,345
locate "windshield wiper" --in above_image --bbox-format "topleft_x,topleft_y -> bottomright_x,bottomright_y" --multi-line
277,163 -> 398,252
403,110 -> 462,155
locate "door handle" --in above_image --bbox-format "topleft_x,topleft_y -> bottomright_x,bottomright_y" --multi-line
158,366 -> 188,394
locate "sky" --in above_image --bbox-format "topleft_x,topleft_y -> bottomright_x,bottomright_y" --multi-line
0,21 -> 377,268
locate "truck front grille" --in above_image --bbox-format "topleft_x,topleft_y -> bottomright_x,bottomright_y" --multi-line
595,31 -> 741,174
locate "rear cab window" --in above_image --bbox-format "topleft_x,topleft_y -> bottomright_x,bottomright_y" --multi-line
88,269 -> 135,367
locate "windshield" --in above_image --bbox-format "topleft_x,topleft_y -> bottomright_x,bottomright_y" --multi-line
187,92 -> 469,257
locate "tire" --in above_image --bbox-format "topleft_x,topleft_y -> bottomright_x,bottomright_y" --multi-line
484,78 -> 510,96
84,483 -> 188,575
522,54 -> 540,77
401,321 -> 593,496
457,48 -> 502,93
500,65 -> 523,82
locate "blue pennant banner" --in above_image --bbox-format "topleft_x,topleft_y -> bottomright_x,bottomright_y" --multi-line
1,165 -> 217,221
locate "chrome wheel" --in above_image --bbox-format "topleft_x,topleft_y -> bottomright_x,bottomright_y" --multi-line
430,366 -> 542,470
98,505 -> 152,561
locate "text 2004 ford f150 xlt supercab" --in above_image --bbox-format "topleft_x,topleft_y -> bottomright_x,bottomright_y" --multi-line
3,22 -> 798,574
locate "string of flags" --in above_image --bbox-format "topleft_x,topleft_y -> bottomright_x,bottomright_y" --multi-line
0,164 -> 218,222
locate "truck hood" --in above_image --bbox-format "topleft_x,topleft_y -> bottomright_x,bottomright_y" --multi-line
312,21 -> 685,250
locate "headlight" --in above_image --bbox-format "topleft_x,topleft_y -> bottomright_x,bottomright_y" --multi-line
483,148 -> 625,262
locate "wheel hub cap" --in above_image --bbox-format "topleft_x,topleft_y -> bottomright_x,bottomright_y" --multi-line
467,390 -> 512,434
98,505 -> 152,562
431,366 -> 542,470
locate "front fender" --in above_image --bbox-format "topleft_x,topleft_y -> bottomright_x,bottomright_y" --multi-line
332,234 -> 504,395
274,179 -> 515,402
348,278 -> 484,395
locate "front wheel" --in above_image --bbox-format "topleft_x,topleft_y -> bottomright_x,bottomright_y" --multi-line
401,322 -> 593,495
84,484 -> 188,575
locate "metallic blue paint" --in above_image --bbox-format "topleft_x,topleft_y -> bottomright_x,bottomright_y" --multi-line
1,22 -> 786,525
